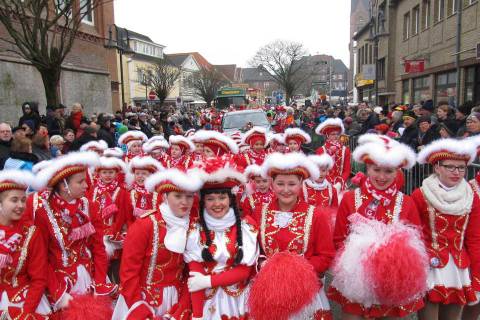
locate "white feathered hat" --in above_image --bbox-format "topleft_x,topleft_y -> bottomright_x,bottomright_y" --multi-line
193,158 -> 246,190
145,169 -> 203,194
357,133 -> 399,146
315,118 -> 345,135
169,135 -> 195,153
96,157 -> 127,173
261,152 -> 319,180
244,164 -> 263,179
191,130 -> 238,155
242,126 -> 268,147
125,156 -> 164,186
103,147 -> 124,159
417,138 -> 477,165
268,133 -> 286,146
0,170 -> 35,193
32,160 -> 52,174
308,154 -> 334,170
284,128 -> 311,145
353,138 -> 416,169
79,140 -> 108,153
143,140 -> 170,154
35,151 -> 100,189
118,131 -> 148,148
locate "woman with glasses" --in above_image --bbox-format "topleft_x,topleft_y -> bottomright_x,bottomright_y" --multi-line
413,139 -> 480,320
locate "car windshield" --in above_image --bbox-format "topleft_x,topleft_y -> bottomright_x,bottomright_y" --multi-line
223,113 -> 269,129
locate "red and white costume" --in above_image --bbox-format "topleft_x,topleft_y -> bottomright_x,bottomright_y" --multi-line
191,130 -> 239,162
235,127 -> 267,169
302,154 -> 337,208
241,164 -> 272,217
33,152 -> 116,309
413,138 -> 480,305
166,135 -> 195,170
184,163 -> 259,320
143,137 -> 169,165
0,171 -> 51,320
254,152 -> 334,319
118,131 -> 148,163
329,136 -> 425,318
112,169 -> 204,320
315,119 -> 351,190
284,128 -> 311,154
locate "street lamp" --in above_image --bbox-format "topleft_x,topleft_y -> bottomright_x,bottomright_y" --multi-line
105,24 -> 135,111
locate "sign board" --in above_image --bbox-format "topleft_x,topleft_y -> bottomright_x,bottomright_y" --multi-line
362,64 -> 376,80
404,60 -> 425,73
216,87 -> 246,98
176,97 -> 183,108
148,91 -> 156,100
477,43 -> 480,60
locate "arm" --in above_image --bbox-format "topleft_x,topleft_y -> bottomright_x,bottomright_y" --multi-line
241,197 -> 253,217
331,187 -> 338,207
342,147 -> 351,183
188,261 -> 206,318
465,195 -> 480,291
87,202 -> 109,286
305,210 -> 336,275
22,228 -> 48,313
211,265 -> 252,287
333,191 -> 354,249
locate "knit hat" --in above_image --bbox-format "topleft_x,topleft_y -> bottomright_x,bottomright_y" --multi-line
421,100 -> 434,113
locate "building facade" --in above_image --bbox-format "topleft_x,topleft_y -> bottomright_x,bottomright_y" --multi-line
0,1 -> 118,123
350,0 -> 371,93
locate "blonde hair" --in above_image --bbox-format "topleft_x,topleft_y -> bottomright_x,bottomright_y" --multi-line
49,135 -> 64,145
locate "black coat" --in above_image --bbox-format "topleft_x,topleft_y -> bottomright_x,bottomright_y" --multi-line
69,134 -> 97,152
418,127 -> 438,147
97,127 -> 116,148
399,125 -> 419,150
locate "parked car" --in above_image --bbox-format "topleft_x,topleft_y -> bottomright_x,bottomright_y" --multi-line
221,109 -> 271,135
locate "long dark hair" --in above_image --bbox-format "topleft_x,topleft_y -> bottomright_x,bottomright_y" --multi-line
199,188 -> 244,265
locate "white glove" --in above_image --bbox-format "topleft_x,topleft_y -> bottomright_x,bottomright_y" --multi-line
188,271 -> 211,292
56,292 -> 73,310
192,318 -> 203,320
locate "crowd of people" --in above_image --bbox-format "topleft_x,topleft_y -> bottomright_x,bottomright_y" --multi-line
1,97 -> 480,320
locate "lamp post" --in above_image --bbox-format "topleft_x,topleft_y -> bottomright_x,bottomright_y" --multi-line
105,24 -> 135,110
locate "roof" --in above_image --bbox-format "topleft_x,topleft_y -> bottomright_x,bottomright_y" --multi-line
116,27 -> 165,47
333,59 -> 349,74
352,20 -> 372,40
241,67 -> 274,82
166,52 -> 212,70
214,64 -> 237,82
165,53 -> 190,67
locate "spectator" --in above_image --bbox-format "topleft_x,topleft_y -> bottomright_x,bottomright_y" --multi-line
66,102 -> 85,133
420,99 -> 436,121
31,126 -> 51,161
417,116 -> 437,151
465,112 -> 480,137
21,120 -> 35,139
96,113 -> 116,147
4,138 -> 38,171
438,122 -> 456,138
0,123 -> 12,161
49,135 -> 64,158
45,105 -> 64,136
138,113 -> 153,138
359,108 -> 380,134
69,125 -> 98,151
12,126 -> 26,140
436,102 -> 458,135
62,129 -> 75,154
455,102 -> 473,137
399,110 -> 418,150
18,102 -> 41,131
343,117 -> 362,136
390,110 -> 404,134
412,104 -> 423,118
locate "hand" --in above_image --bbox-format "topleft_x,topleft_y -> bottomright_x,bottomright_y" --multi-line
57,292 -> 73,310
187,272 -> 211,292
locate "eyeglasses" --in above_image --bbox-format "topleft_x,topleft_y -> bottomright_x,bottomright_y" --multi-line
440,164 -> 467,173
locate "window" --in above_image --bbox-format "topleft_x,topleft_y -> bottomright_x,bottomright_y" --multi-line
413,76 -> 431,102
434,0 -> 445,22
404,12 -> 411,40
421,0 -> 431,30
463,0 -> 478,6
402,80 -> 411,104
447,0 -> 457,15
435,71 -> 457,105
465,67 -> 476,102
338,74 -> 343,80
80,0 -> 94,24
377,58 -> 386,80
412,6 -> 420,35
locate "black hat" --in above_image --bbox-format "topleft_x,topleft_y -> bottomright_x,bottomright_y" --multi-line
458,101 -> 474,116
403,110 -> 417,120
417,115 -> 431,124
421,100 -> 434,113
12,126 -> 25,133
57,104 -> 66,109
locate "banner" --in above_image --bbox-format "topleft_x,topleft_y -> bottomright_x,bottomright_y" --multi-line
404,60 -> 425,73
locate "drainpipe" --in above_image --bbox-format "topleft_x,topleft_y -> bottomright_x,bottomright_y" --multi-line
455,0 -> 462,107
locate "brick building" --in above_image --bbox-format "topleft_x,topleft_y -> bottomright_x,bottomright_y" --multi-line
0,1 -> 118,124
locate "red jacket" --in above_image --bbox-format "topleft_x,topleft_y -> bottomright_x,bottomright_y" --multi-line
316,142 -> 351,186
302,181 -> 338,208
241,191 -> 273,217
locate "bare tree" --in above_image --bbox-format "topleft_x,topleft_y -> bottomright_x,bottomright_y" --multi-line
191,67 -> 227,107
141,59 -> 181,107
0,0 -> 108,106
250,40 -> 310,104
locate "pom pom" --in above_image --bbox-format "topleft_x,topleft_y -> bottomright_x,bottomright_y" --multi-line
61,294 -> 113,320
248,252 -> 320,320
332,214 -> 428,307
351,172 -> 366,186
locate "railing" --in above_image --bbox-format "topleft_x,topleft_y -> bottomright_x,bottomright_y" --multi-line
342,135 -> 480,195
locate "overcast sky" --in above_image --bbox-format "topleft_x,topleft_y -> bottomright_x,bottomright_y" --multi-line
114,0 -> 351,68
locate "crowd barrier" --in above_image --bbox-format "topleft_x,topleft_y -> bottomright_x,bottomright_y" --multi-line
344,135 -> 480,195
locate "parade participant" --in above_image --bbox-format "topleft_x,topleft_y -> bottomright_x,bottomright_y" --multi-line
413,139 -> 480,320
283,128 -> 311,153
142,139 -> 169,165
118,131 -> 148,163
103,147 -> 124,159
0,170 -> 51,320
188,132 -> 204,162
241,164 -> 272,217
79,140 -> 108,156
184,160 -> 259,320
87,156 -> 129,284
268,133 -> 286,154
112,169 -> 203,320
303,154 -> 338,208
235,126 -> 267,169
123,156 -> 164,224
166,135 -> 195,170
33,151 -> 117,311
253,152 -> 335,320
315,118 -> 351,191
329,136 -> 424,319
191,130 -> 239,160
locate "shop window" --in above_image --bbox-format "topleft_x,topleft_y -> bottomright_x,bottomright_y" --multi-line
435,71 -> 457,105
413,76 -> 431,103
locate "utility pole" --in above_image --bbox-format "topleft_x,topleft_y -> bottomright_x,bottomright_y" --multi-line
455,0 -> 462,107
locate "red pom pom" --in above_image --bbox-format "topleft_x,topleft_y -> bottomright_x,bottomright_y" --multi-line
351,172 -> 366,186
365,230 -> 428,306
61,294 -> 113,320
248,252 -> 320,320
